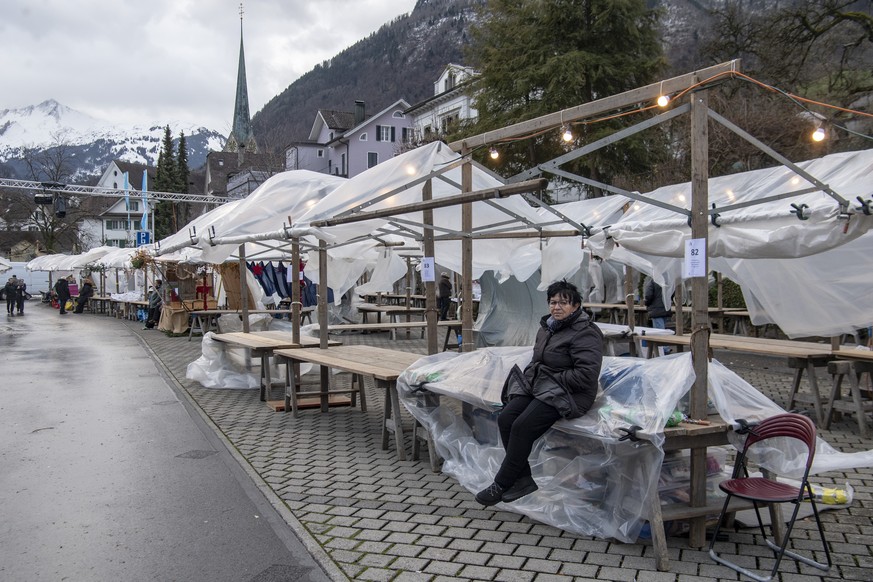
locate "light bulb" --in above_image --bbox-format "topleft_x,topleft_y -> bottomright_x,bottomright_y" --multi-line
561,125 -> 573,142
489,147 -> 499,160
811,127 -> 826,142
657,94 -> 670,107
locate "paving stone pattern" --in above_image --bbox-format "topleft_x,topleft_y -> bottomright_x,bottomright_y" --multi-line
130,320 -> 873,582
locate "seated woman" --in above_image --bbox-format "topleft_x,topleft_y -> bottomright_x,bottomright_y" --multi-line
476,280 -> 604,506
74,278 -> 95,313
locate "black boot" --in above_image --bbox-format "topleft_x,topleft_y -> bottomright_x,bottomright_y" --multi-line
502,476 -> 538,503
475,482 -> 505,506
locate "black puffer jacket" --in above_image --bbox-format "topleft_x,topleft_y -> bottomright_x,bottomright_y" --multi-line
505,308 -> 604,419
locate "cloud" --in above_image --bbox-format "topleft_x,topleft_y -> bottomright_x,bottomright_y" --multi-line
0,0 -> 417,131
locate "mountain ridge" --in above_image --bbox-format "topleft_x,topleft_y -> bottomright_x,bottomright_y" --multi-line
0,99 -> 224,182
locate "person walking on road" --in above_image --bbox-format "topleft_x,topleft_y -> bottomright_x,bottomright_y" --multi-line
14,278 -> 27,315
55,276 -> 71,315
4,276 -> 17,315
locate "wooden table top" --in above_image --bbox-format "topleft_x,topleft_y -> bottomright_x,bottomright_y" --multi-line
644,332 -> 833,358
357,304 -> 426,313
212,331 -> 339,350
273,344 -> 424,381
833,347 -> 873,362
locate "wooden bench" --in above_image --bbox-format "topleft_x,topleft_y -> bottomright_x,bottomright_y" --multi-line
211,331 -> 339,402
273,345 -> 424,459
356,303 -> 426,325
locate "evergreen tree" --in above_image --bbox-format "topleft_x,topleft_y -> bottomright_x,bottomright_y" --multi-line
174,131 -> 191,229
465,0 -> 667,189
176,132 -> 189,193
153,125 -> 177,240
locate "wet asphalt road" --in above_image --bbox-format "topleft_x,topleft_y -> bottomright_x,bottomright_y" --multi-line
0,304 -> 334,582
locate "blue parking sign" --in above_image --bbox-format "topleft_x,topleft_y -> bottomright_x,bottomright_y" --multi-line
136,231 -> 151,246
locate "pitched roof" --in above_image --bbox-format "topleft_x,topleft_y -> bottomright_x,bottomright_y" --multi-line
318,110 -> 358,131
112,161 -> 157,191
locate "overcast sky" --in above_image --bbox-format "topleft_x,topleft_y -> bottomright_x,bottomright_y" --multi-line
0,0 -> 418,133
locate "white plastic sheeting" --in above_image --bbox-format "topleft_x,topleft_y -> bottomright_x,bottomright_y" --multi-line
354,247 -> 410,295
185,332 -> 259,389
587,149 -> 873,338
397,349 -> 873,541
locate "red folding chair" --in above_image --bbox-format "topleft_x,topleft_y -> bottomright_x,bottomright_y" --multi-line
708,413 -> 831,582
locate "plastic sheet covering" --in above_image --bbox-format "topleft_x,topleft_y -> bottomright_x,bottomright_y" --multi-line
216,313 -> 272,333
353,248 -> 409,295
707,359 -> 873,478
186,332 -> 259,389
396,349 -> 695,541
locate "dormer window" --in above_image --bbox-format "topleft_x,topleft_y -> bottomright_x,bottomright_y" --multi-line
359,133 -> 367,141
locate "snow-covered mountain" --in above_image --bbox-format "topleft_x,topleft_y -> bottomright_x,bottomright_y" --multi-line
0,99 -> 225,181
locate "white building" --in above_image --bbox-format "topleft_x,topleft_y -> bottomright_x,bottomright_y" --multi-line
285,99 -> 413,179
80,161 -> 156,248
405,64 -> 478,143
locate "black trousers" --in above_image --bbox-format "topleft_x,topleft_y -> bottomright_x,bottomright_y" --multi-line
6,296 -> 14,314
494,395 -> 561,489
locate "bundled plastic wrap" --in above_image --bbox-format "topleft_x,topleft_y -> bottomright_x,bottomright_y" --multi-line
185,332 -> 259,389
397,348 -> 695,541
708,359 -> 873,478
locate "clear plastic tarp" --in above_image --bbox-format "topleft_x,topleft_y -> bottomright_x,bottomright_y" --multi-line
397,350 -> 873,540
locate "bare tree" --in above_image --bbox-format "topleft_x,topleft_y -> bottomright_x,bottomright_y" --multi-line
14,131 -> 90,253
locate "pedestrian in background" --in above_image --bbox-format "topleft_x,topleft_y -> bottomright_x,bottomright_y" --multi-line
144,280 -> 163,329
15,278 -> 27,315
55,276 -> 71,315
437,272 -> 452,321
4,276 -> 17,315
643,277 -> 672,329
74,277 -> 94,314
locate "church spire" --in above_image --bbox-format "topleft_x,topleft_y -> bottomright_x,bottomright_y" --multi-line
225,3 -> 258,153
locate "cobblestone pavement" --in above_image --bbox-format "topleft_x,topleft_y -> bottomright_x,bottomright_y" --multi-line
125,317 -> 872,582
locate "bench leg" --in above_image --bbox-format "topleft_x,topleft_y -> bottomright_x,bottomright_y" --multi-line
787,367 -> 804,411
824,372 -> 844,430
806,361 -> 826,426
848,371 -> 871,438
320,366 -> 330,413
380,381 -> 407,460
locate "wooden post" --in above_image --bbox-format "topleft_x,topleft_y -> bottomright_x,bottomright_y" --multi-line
688,87 -> 712,547
624,266 -> 636,356
318,239 -> 330,412
673,277 -> 684,335
460,147 -> 474,352
291,236 -> 301,345
238,244 -> 250,333
422,179 -> 439,355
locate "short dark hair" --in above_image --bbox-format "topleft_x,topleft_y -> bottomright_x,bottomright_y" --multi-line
546,280 -> 582,306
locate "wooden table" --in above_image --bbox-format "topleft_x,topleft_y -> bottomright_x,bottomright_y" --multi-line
123,300 -> 149,321
826,348 -> 873,436
356,304 -> 426,325
88,295 -> 113,315
211,331 -> 339,401
309,319 -> 462,343
188,307 -> 316,340
585,302 -> 648,326
274,345 -> 423,458
643,333 -> 835,423
595,322 -> 674,356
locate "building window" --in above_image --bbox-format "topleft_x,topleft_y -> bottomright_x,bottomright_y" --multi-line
424,125 -> 433,135
401,128 -> 412,143
128,200 -> 139,212
377,125 -> 394,142
106,219 -> 131,231
359,133 -> 367,141
392,111 -> 404,118
113,182 -> 118,189
317,149 -> 325,158
367,152 -> 378,168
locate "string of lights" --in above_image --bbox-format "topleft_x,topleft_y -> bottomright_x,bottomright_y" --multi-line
480,70 -> 872,160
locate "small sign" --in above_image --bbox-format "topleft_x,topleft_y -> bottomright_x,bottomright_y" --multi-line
421,257 -> 435,282
136,231 -> 151,246
684,238 -> 706,278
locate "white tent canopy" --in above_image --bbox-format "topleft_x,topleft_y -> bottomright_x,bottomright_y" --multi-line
587,149 -> 873,338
